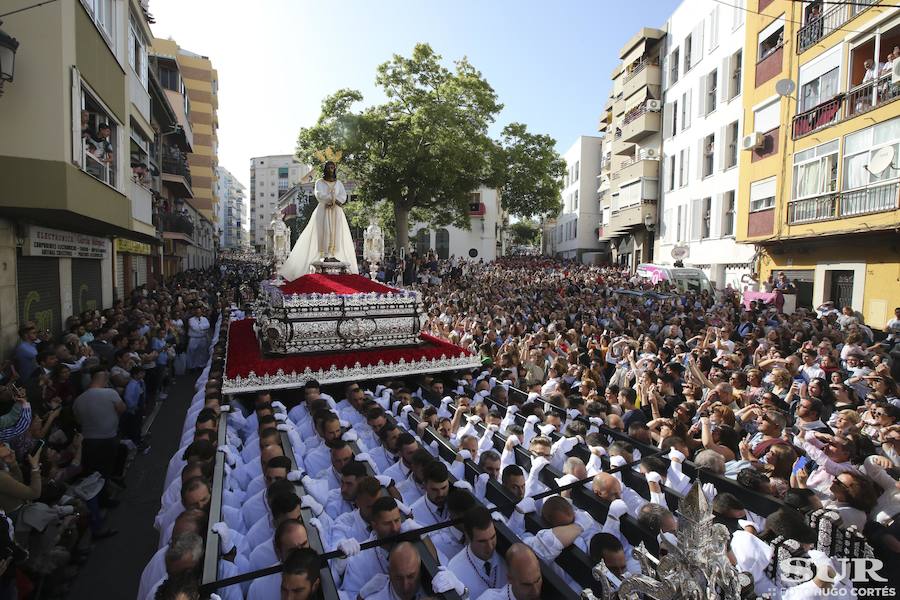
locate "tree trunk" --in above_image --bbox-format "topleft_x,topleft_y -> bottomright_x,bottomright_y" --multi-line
394,201 -> 410,257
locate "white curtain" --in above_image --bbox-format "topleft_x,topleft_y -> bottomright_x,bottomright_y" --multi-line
796,161 -> 822,197
843,154 -> 870,190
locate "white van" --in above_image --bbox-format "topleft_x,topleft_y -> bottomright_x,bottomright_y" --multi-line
635,263 -> 715,294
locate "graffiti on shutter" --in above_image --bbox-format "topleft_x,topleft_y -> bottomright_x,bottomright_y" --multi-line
16,249 -> 61,335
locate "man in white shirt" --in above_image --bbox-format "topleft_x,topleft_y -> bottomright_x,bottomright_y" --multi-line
247,519 -> 310,597
798,349 -> 825,383
332,476 -> 384,544
314,442 -> 355,491
447,507 -> 509,600
278,547 -> 322,600
366,542 -> 424,600
476,543 -> 543,600
410,461 -> 450,527
324,460 -> 367,519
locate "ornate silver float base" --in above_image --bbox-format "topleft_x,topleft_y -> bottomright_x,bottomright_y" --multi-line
312,259 -> 350,274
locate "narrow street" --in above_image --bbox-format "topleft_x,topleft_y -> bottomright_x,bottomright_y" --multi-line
68,375 -> 197,600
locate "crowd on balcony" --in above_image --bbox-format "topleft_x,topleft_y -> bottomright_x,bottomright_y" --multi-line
80,110 -> 114,180
135,255 -> 900,599
0,265 -> 256,599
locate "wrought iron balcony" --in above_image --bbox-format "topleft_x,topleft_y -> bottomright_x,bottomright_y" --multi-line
787,181 -> 898,224
846,74 -> 900,119
796,0 -> 879,54
791,95 -> 843,139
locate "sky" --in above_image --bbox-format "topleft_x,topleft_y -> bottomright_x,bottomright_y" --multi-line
149,0 -> 684,190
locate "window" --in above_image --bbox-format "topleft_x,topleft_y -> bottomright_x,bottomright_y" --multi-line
702,133 -> 715,177
725,121 -> 739,169
722,190 -> 736,236
705,68 -> 718,114
842,117 -> 900,191
800,67 -> 839,112
676,205 -> 685,241
575,161 -> 580,181
574,190 -> 579,210
757,17 -> 784,61
701,197 -> 712,238
754,99 -> 780,133
128,15 -> 148,89
729,49 -> 743,99
750,177 -> 776,212
670,49 -> 680,84
78,85 -> 119,188
666,155 -> 676,191
681,91 -> 690,131
81,0 -> 115,45
733,0 -> 745,30
793,139 -> 838,199
684,34 -> 693,73
671,99 -> 678,134
159,66 -> 179,91
679,148 -> 689,187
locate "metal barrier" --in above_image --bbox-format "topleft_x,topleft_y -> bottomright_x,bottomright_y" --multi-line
200,412 -> 227,588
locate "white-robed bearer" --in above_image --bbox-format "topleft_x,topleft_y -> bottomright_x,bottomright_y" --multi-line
246,519 -> 310,597
280,159 -> 359,279
186,306 -> 210,371
447,506 -> 509,600
475,543 -> 543,600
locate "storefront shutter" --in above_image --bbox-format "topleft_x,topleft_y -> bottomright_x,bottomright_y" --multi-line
71,258 -> 102,315
115,253 -> 125,301
134,255 -> 148,287
17,249 -> 61,335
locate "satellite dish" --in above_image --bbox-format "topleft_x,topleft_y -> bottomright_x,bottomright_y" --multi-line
775,79 -> 796,97
866,146 -> 896,175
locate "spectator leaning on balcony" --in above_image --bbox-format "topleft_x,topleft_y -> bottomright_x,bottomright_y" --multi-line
92,124 -> 113,165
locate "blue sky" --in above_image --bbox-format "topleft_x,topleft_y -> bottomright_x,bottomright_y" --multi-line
150,0 -> 683,188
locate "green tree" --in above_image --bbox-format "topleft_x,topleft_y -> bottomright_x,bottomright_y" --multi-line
508,220 -> 541,247
490,123 -> 565,220
296,43 -> 563,251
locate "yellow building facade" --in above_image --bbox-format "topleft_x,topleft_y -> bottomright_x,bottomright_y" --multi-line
151,38 -> 219,225
737,0 -> 900,329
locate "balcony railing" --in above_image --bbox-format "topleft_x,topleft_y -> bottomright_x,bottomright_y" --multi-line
796,0 -> 878,53
161,213 -> 195,237
846,74 -> 900,119
787,181 -> 898,224
623,57 -> 659,83
792,95 -> 843,139
623,103 -> 647,125
161,148 -> 193,186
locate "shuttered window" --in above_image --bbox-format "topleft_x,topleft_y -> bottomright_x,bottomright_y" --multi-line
71,258 -> 102,315
17,250 -> 61,335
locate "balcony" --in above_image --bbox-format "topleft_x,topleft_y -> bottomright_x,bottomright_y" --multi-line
791,96 -> 843,139
787,181 -> 898,224
161,148 -> 193,198
796,1 -> 879,54
620,104 -> 661,143
129,180 -> 154,226
608,199 -> 657,233
622,59 -> 661,99
845,74 -> 900,119
161,212 -> 195,241
755,44 -> 784,87
618,157 -> 660,183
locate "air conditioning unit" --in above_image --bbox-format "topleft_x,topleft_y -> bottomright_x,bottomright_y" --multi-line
645,99 -> 662,112
639,147 -> 659,160
742,132 -> 765,151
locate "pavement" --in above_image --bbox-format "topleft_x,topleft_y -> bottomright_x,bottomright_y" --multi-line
67,374 -> 196,600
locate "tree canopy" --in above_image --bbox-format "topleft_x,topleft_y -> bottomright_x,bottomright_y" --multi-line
296,43 -> 564,252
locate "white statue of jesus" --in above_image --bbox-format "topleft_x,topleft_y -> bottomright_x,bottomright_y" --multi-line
280,160 -> 359,280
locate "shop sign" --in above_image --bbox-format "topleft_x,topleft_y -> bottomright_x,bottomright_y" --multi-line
115,238 -> 151,255
23,226 -> 108,259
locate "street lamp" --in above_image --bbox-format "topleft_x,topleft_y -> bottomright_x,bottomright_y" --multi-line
0,21 -> 20,97
644,213 -> 655,232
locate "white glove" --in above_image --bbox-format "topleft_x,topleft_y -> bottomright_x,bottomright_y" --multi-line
271,400 -> 287,413
287,470 -> 305,482
342,430 -> 359,442
525,415 -> 540,426
375,384 -> 387,396
363,390 -> 374,399
274,412 -> 287,422
516,497 -> 537,514
465,415 -> 482,424
441,396 -> 453,407
431,567 -> 466,595
400,404 -> 414,415
607,499 -> 628,520
339,419 -> 350,429
489,377 -> 498,388
396,500 -> 413,517
702,482 -> 718,503
667,448 -> 686,464
506,405 -> 520,417
219,404 -> 231,413
375,475 -> 394,487
507,434 -> 520,446
477,472 -> 490,486
589,417 -> 604,427
308,516 -> 323,531
538,424 -> 555,436
276,423 -> 291,432
338,538 -> 361,557
485,423 -> 499,433
646,471 -> 663,485
609,455 -> 627,470
555,473 -> 579,487
211,521 -> 234,553
530,456 -> 550,473
574,509 -> 597,532
216,446 -> 236,468
301,494 -> 324,516
355,453 -> 376,470
453,480 -> 474,492
566,408 -> 581,421
429,440 -> 439,454
458,449 -> 473,461
553,436 -> 578,454
209,595 -> 222,600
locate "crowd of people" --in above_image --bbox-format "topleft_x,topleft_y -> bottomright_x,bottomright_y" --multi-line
138,255 -> 900,600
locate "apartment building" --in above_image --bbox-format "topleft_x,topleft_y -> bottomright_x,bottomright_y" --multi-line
410,187 -> 508,261
216,167 -> 247,250
249,155 -> 309,252
737,0 -> 899,326
0,0 -> 174,349
551,136 -> 605,262
151,38 -> 219,226
657,0 -> 755,288
598,28 -> 667,270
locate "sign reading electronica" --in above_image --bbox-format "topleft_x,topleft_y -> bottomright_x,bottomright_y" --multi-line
23,226 -> 108,259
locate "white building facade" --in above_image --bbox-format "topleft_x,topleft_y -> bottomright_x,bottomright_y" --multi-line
215,167 -> 247,250
657,0 -> 754,289
552,136 -> 605,262
249,155 -> 310,252
409,187 -> 506,262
